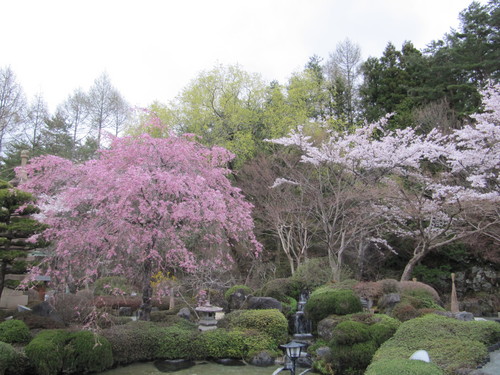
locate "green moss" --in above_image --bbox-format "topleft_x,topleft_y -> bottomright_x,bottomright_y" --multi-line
304,288 -> 362,324
0,319 -> 31,344
224,284 -> 253,301
366,358 -> 444,375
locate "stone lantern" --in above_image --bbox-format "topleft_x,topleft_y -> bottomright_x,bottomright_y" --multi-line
195,304 -> 223,331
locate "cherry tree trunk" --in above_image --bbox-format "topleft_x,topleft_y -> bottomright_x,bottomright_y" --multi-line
400,246 -> 428,281
139,260 -> 153,321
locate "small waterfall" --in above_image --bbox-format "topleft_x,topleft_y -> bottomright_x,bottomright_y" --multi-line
293,290 -> 313,341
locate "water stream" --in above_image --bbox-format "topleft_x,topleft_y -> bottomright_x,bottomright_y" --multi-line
292,290 -> 313,341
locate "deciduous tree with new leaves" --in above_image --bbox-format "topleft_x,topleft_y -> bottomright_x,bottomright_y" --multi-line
20,133 -> 261,319
272,84 -> 500,281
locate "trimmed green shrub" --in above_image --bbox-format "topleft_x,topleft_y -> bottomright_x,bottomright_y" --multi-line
366,358 -> 444,375
62,331 -> 113,374
101,321 -> 167,365
305,288 -> 362,324
218,309 -> 288,345
370,314 -> 499,374
196,328 -> 279,361
197,329 -> 246,359
224,285 -> 253,301
150,311 -> 185,324
25,330 -> 68,375
0,342 -> 17,375
0,319 -> 30,343
155,325 -> 200,360
331,321 -> 370,346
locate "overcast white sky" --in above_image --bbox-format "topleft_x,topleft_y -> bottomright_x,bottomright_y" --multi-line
1,0 -> 484,112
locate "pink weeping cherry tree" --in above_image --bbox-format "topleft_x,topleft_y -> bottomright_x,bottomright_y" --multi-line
20,133 -> 261,320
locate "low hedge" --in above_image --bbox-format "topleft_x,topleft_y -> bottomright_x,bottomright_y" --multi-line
155,325 -> 200,360
0,319 -> 31,344
24,329 -> 114,375
370,314 -> 500,374
218,309 -> 288,345
304,288 -> 362,325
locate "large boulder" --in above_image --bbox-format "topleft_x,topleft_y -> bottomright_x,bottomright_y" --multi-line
227,288 -> 251,311
244,296 -> 282,311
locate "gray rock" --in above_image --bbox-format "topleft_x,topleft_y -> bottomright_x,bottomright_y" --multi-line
177,307 -> 191,320
454,311 -> 474,321
249,351 -> 275,367
317,317 -> 341,342
244,296 -> 282,311
31,301 -> 64,324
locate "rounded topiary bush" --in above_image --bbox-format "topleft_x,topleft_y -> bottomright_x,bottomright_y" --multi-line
218,309 -> 288,345
331,320 -> 371,346
62,331 -> 113,374
0,319 -> 31,343
304,288 -> 362,324
365,358 -> 444,375
25,330 -> 68,375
